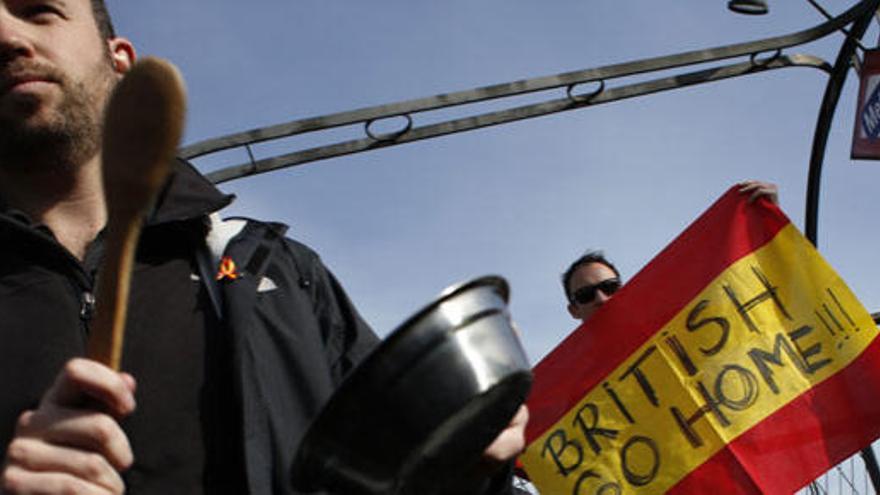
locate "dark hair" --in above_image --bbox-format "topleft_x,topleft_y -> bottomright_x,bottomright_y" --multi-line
91,0 -> 116,39
561,251 -> 620,301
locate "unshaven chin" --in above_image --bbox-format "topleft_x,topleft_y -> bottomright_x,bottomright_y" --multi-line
0,58 -> 115,176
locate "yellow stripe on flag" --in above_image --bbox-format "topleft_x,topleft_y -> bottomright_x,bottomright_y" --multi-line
522,224 -> 878,494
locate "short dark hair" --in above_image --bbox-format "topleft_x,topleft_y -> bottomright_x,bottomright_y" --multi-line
562,251 -> 620,301
91,0 -> 116,39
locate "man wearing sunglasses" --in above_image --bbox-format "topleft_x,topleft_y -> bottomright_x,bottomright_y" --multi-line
562,181 -> 778,325
563,252 -> 623,323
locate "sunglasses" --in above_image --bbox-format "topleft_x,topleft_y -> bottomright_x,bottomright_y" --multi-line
571,278 -> 622,305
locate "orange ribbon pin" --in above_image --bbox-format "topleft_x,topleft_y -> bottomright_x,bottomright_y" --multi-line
216,256 -> 240,281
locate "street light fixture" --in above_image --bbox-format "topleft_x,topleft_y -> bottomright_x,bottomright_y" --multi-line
728,0 -> 770,15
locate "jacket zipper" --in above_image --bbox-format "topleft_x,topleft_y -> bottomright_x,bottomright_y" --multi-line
80,290 -> 96,333
0,216 -> 98,339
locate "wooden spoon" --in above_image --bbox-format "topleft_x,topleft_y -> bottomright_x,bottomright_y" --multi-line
86,57 -> 187,370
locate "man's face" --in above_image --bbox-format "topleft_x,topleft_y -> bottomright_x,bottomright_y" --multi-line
0,0 -> 127,166
567,262 -> 620,323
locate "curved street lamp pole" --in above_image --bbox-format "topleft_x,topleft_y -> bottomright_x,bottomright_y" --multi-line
801,3 -> 880,490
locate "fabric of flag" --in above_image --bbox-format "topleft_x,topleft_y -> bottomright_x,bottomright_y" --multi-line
521,186 -> 880,494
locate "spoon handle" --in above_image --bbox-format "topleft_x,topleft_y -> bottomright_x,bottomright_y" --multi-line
85,57 -> 186,370
86,220 -> 141,370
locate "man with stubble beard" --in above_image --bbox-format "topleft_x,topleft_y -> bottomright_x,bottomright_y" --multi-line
0,1 -> 527,494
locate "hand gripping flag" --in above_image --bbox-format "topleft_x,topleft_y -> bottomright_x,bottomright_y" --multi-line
521,186 -> 880,494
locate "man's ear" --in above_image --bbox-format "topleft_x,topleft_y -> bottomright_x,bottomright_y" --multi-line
107,37 -> 136,75
567,302 -> 579,320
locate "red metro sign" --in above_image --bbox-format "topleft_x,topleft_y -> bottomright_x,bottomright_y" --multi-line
852,49 -> 880,159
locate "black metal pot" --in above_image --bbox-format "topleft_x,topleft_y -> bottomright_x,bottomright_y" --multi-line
291,276 -> 532,495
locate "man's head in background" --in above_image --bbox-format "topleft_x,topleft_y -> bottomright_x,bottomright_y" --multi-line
562,251 -> 622,323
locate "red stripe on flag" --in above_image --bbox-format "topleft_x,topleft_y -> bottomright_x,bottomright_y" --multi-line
668,447 -> 761,494
670,335 -> 880,494
527,186 -> 790,443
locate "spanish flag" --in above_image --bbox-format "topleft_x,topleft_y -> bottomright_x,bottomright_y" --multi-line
521,186 -> 880,493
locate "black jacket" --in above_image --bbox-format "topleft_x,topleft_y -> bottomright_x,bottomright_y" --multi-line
215,211 -> 380,494
0,159 -> 515,494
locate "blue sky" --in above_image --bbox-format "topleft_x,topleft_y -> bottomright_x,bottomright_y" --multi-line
112,1 -> 880,363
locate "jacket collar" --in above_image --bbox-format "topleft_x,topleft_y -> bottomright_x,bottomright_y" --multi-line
147,158 -> 234,226
0,158 -> 234,229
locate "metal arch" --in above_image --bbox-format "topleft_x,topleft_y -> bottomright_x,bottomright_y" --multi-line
202,55 -> 829,184
178,0 -> 879,184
